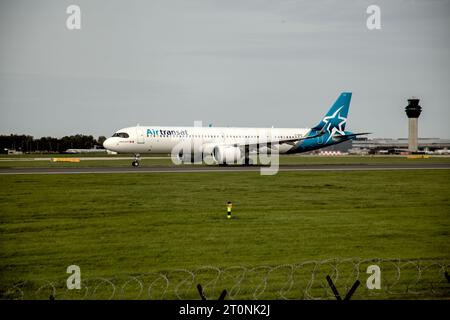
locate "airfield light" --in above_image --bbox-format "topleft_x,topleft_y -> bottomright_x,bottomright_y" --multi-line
227,201 -> 232,219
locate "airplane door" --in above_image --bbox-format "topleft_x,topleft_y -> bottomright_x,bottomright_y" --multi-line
136,126 -> 145,144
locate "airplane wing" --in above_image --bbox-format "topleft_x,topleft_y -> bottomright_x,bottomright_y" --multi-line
234,130 -> 327,147
215,130 -> 370,149
342,132 -> 371,138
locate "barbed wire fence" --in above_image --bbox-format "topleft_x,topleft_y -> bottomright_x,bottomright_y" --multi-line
2,258 -> 449,300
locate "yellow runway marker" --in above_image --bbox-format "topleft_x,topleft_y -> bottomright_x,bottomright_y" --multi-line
51,158 -> 81,163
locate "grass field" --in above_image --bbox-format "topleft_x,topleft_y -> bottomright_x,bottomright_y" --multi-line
0,166 -> 449,299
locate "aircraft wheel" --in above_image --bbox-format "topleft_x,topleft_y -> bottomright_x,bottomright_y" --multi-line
132,161 -> 140,167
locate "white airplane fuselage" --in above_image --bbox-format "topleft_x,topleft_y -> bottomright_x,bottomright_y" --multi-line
103,92 -> 364,166
103,126 -> 310,155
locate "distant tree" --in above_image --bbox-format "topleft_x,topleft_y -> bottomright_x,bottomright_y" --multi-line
0,134 -> 102,153
97,136 -> 106,147
0,134 -> 34,152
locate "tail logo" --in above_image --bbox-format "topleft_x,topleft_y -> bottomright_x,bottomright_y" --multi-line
323,106 -> 347,142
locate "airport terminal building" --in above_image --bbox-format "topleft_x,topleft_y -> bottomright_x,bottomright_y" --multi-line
314,137 -> 450,155
349,137 -> 450,155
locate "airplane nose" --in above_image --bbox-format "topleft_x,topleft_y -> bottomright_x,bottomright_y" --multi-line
103,138 -> 112,150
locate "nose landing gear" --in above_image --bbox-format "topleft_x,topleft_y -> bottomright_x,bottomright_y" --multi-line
132,154 -> 141,167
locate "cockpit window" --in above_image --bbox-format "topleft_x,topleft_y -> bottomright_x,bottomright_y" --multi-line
112,132 -> 129,138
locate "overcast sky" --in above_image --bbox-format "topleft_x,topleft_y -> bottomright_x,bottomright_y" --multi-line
0,0 -> 449,138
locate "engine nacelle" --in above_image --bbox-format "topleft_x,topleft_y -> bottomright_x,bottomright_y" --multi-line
176,150 -> 203,164
201,143 -> 217,157
213,146 -> 242,164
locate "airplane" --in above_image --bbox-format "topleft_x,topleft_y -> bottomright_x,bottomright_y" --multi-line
103,92 -> 369,166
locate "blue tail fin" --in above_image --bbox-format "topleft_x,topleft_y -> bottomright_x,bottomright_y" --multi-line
312,92 -> 352,132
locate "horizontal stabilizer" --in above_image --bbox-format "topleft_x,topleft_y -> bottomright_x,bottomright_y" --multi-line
332,132 -> 371,141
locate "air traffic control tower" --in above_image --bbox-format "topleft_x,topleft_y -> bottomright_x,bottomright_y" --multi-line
405,98 -> 422,153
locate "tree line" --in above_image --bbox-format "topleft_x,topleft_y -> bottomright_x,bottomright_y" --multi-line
0,134 -> 107,153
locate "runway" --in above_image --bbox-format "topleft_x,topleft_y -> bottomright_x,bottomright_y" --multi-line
1,163 -> 449,175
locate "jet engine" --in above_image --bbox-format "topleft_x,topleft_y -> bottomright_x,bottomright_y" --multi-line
212,146 -> 242,165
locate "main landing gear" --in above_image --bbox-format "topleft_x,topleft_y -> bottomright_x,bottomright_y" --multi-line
132,154 -> 140,167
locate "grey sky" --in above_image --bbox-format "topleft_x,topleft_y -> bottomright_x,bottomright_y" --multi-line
0,0 -> 449,139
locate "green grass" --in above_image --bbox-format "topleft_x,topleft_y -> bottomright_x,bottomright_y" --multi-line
0,169 -> 449,299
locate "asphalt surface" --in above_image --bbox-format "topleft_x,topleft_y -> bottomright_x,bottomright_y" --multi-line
0,156 -> 170,161
1,163 -> 449,175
